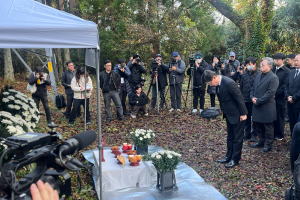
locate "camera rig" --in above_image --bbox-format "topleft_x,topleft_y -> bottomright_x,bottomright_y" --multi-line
0,123 -> 94,200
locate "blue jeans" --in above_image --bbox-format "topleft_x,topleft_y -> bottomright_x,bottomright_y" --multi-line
244,102 -> 257,137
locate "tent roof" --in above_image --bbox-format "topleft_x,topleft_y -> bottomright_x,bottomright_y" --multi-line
0,0 -> 99,48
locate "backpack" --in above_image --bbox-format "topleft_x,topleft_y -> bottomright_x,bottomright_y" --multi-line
199,107 -> 220,119
55,95 -> 66,109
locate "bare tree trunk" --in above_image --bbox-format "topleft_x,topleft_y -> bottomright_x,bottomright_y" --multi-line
58,0 -> 64,11
3,49 -> 15,83
64,49 -> 71,63
55,49 -> 64,79
69,0 -> 75,14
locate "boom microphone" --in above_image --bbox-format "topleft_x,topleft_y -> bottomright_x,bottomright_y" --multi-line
59,130 -> 97,155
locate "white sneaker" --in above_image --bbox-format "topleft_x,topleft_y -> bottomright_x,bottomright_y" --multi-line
177,109 -> 182,112
169,108 -> 174,112
131,115 -> 136,118
145,113 -> 149,116
200,109 -> 204,114
192,109 -> 197,114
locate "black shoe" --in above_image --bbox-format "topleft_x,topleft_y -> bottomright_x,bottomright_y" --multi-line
250,143 -> 264,148
217,157 -> 230,163
225,160 -> 239,168
119,117 -> 126,121
275,137 -> 283,141
244,134 -> 251,140
250,135 -> 257,142
286,141 -> 291,146
124,112 -> 131,116
106,119 -> 111,123
148,107 -> 155,111
261,147 -> 271,152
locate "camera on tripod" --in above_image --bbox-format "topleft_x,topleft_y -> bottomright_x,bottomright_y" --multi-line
0,123 -> 96,200
189,55 -> 196,67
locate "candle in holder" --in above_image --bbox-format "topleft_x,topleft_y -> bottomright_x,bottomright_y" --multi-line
123,143 -> 128,150
136,155 -> 142,162
128,144 -> 133,150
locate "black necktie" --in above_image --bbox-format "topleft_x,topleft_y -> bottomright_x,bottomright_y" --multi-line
295,70 -> 299,79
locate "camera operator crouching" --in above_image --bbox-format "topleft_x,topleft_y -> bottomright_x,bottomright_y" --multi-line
127,53 -> 146,90
149,54 -> 169,111
114,58 -> 131,116
168,52 -> 186,112
187,53 -> 209,114
28,67 -> 52,124
224,51 -> 240,80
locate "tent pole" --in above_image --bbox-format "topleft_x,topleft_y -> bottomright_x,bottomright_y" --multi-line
95,49 -> 103,200
84,65 -> 87,131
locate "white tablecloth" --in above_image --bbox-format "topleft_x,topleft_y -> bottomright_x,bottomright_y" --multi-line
93,149 -> 156,192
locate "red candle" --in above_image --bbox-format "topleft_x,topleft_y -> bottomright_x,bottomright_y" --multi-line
123,143 -> 128,150
128,144 -> 133,150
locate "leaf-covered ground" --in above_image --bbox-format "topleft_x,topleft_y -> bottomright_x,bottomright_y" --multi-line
1,74 -> 292,200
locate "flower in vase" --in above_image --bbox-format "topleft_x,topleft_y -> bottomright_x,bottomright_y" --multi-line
2,92 -> 9,95
139,137 -> 143,141
167,154 -> 173,159
7,96 -> 15,100
2,98 -> 9,103
156,155 -> 161,159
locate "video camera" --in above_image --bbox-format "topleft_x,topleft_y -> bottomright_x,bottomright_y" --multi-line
152,58 -> 162,71
133,53 -> 141,63
0,123 -> 96,200
189,54 -> 196,68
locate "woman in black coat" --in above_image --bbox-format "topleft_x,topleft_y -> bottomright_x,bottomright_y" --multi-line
129,85 -> 149,118
208,55 -> 222,107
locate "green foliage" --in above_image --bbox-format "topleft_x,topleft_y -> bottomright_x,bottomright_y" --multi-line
129,129 -> 155,148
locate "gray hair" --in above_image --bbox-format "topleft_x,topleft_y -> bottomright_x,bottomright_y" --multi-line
262,57 -> 274,66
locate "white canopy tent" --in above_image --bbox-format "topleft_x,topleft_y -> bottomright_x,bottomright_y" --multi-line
0,0 -> 103,199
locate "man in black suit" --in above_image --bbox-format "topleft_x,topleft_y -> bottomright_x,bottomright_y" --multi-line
285,54 -> 300,146
272,53 -> 290,140
203,70 -> 247,168
250,57 -> 279,152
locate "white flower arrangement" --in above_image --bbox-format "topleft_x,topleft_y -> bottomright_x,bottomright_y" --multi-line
1,89 -> 39,129
130,129 -> 155,148
150,150 -> 182,173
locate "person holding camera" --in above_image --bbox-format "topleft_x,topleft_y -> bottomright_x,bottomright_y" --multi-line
250,58 -> 279,152
168,52 -> 186,112
127,53 -> 146,90
149,54 -> 169,111
272,53 -> 290,141
114,58 -> 131,116
129,85 -> 149,118
239,57 -> 261,142
68,67 -> 93,125
225,52 -> 240,80
61,61 -> 79,120
203,70 -> 247,168
100,60 -> 125,122
28,67 -> 52,124
187,53 -> 209,114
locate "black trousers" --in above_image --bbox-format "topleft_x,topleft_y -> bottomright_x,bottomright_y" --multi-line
66,94 -> 80,118
273,98 -> 286,139
119,84 -> 127,113
290,123 -> 300,172
170,83 -> 182,109
69,98 -> 90,123
244,102 -> 256,137
226,119 -> 245,162
32,95 -> 51,123
192,88 -> 205,110
255,122 -> 274,148
151,84 -> 166,108
210,94 -> 216,107
288,103 -> 300,138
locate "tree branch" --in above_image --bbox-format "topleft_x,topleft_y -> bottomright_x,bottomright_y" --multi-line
206,0 -> 246,35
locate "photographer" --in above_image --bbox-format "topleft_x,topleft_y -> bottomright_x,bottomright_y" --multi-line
208,55 -> 222,107
28,66 -> 52,124
127,53 -> 146,90
149,54 -> 169,110
225,52 -> 240,79
100,60 -> 125,122
168,52 -> 186,112
129,85 -> 149,118
186,53 -> 209,114
114,58 -> 131,115
240,57 -> 261,142
61,61 -> 79,120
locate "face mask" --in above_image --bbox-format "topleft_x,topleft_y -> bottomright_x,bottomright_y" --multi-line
247,65 -> 254,71
196,59 -> 201,63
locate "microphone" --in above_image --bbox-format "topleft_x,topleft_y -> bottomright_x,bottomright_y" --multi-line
59,130 -> 97,155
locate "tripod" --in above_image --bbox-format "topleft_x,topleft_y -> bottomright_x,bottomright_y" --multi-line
147,68 -> 167,114
184,64 -> 195,114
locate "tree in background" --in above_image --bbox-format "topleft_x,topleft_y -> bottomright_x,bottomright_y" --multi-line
3,49 -> 15,83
